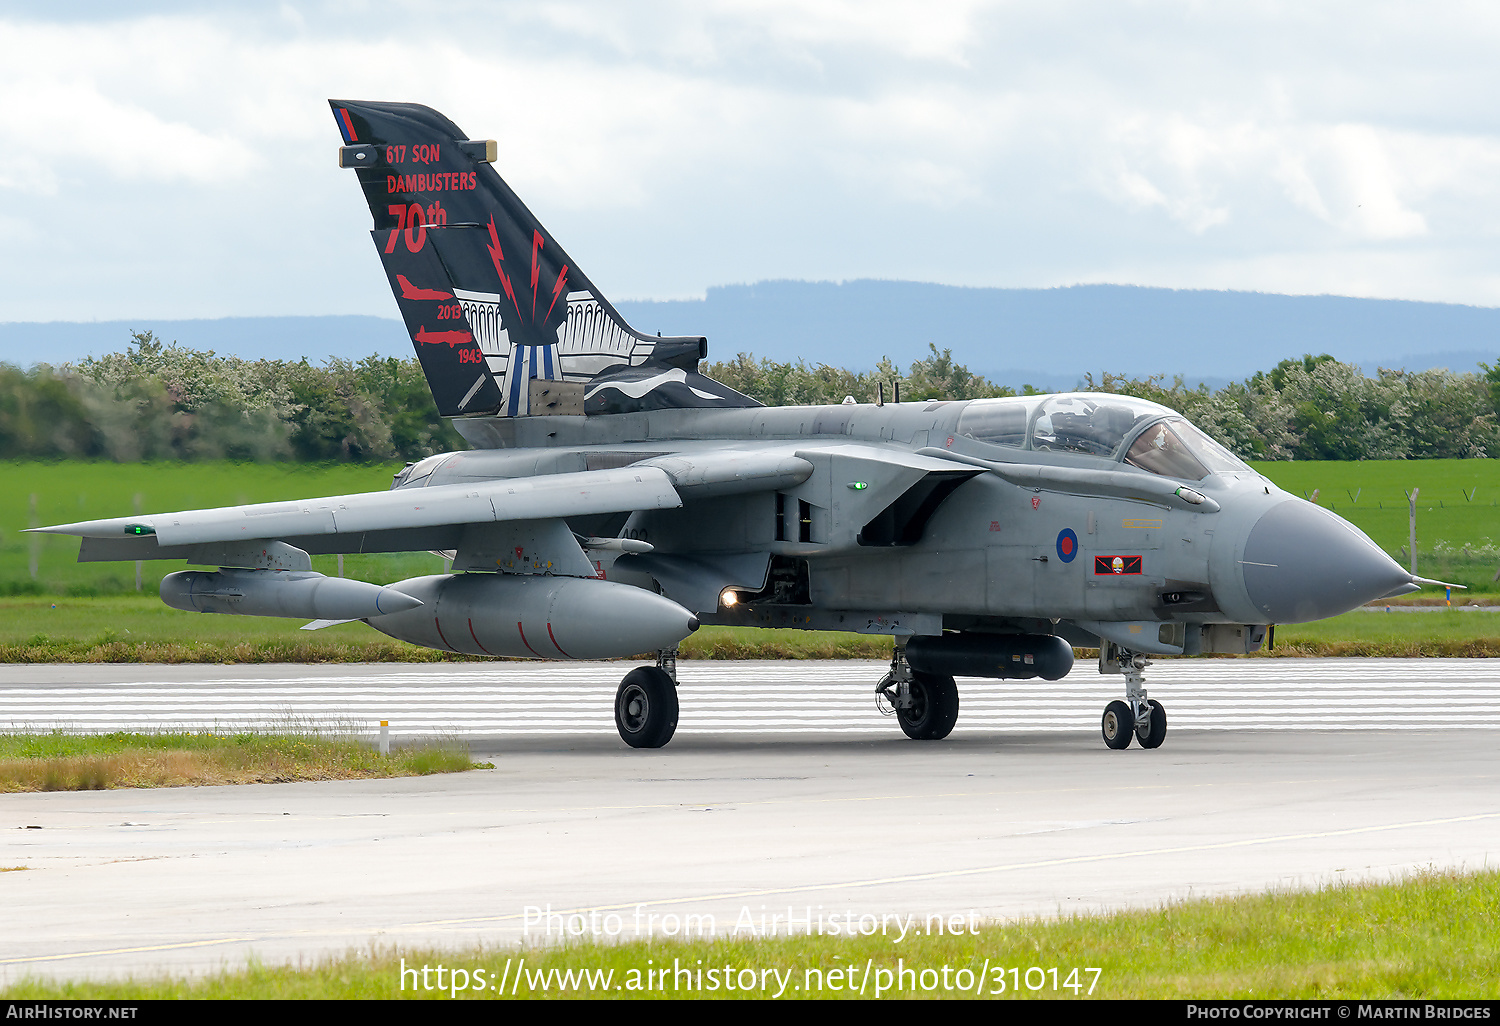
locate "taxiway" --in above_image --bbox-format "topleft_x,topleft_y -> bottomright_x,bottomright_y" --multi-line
1,659 -> 1497,983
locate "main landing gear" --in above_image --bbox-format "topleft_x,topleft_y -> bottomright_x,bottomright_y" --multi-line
614,647 -> 679,749
876,642 -> 960,740
1099,644 -> 1167,751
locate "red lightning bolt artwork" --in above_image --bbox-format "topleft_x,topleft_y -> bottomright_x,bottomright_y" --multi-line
485,216 -> 523,320
543,264 -> 569,324
530,230 -> 544,321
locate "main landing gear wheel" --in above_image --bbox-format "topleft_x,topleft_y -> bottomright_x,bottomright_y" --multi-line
1101,700 -> 1134,750
896,672 -> 960,741
1135,699 -> 1167,749
615,667 -> 678,749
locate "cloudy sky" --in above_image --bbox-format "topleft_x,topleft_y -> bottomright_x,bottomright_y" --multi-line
2,0 -> 1498,323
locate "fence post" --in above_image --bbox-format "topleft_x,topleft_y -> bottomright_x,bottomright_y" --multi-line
133,493 -> 143,592
28,493 -> 38,581
1406,487 -> 1420,575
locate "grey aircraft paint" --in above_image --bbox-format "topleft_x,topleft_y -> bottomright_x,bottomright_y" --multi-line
31,101 -> 1430,752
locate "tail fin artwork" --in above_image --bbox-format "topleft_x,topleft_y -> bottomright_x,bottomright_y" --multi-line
330,100 -> 757,418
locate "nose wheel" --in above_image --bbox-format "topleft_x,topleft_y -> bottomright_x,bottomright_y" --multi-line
1098,645 -> 1167,751
1135,699 -> 1167,748
1101,700 -> 1134,749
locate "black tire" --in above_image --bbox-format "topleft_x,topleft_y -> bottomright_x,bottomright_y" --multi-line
896,672 -> 959,740
1101,700 -> 1134,750
615,667 -> 678,749
1136,700 -> 1167,749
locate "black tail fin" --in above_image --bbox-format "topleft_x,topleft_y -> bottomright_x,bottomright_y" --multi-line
331,100 -> 749,418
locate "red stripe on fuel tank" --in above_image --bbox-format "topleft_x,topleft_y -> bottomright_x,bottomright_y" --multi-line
433,617 -> 455,651
467,618 -> 492,655
516,621 -> 545,657
546,622 -> 571,657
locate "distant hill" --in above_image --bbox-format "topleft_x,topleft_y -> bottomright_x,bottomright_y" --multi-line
4,282 -> 1497,391
618,281 -> 1500,391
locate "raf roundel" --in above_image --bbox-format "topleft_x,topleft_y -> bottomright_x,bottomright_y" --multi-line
1056,528 -> 1078,563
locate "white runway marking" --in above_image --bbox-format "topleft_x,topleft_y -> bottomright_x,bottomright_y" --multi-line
2,658 -> 1497,735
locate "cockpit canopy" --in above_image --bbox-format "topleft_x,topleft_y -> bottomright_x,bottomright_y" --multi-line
955,393 -> 1248,481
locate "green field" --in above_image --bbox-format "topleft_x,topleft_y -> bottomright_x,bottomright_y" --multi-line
1247,458 -> 1500,591
4,457 -> 1500,596
0,460 -> 442,595
0,595 -> 896,663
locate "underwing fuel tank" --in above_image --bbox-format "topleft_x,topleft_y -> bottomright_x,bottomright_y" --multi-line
160,569 -> 424,620
367,573 -> 700,659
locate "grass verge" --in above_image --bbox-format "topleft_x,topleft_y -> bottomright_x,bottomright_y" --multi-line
3,868 -> 1495,999
0,730 -> 479,791
6,599 -> 1500,663
0,597 -> 898,662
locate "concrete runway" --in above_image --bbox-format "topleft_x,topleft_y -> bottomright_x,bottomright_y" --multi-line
2,659 -> 1498,984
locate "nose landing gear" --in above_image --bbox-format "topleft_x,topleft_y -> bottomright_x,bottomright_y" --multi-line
1098,643 -> 1167,751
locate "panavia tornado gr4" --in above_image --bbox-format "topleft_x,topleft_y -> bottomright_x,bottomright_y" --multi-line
36,100 -> 1441,751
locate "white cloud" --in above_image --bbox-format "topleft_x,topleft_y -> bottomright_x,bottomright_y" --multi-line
0,19 -> 261,188
1,1 -> 1499,319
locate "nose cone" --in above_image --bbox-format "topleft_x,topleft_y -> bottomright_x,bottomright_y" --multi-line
1241,500 -> 1411,623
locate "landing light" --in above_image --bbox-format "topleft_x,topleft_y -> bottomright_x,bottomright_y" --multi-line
720,589 -> 739,608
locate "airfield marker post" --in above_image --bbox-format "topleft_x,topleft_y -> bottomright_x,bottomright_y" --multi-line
379,720 -> 389,755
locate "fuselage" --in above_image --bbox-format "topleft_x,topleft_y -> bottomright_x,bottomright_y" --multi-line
390,392 -> 1414,651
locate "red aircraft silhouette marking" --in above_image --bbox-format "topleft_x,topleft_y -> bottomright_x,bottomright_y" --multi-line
398,275 -> 452,301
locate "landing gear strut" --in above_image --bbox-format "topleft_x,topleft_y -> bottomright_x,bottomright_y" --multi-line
614,647 -> 679,749
876,641 -> 960,740
1098,643 -> 1167,751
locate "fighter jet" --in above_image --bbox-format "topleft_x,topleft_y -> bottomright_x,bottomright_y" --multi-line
34,100 -> 1435,751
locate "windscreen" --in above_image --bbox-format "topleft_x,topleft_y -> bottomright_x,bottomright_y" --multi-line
1125,418 -> 1248,480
